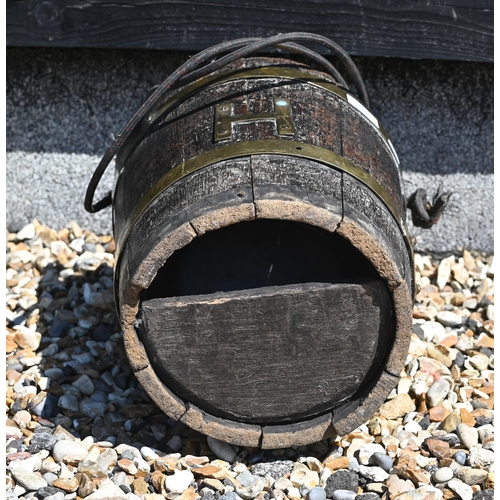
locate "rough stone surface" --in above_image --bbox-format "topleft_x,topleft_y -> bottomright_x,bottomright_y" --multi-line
325,470 -> 359,496
448,478 -> 473,500
456,424 -> 479,449
5,225 -> 495,500
379,394 -> 416,420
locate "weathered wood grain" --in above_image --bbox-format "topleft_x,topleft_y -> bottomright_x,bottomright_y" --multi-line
6,0 -> 493,62
251,154 -> 342,232
139,280 -> 393,424
339,172 -> 411,290
121,158 -> 255,288
134,365 -> 187,421
261,413 -> 335,449
111,55 -> 415,444
181,404 -> 262,447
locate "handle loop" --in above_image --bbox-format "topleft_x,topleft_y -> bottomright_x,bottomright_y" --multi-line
84,32 -> 369,213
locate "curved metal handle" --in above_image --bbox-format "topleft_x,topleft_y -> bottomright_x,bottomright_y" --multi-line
85,32 -> 369,213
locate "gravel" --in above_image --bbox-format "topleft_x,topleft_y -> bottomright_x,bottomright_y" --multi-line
5,221 -> 495,500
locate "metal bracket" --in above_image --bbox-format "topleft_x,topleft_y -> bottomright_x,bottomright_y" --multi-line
214,98 -> 294,142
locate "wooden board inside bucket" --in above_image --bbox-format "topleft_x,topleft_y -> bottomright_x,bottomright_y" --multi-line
137,279 -> 394,424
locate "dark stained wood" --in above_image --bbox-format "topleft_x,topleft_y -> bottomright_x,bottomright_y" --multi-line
115,64 -> 346,232
138,280 -> 394,424
6,0 -> 493,62
251,154 -> 342,231
340,101 -> 406,215
120,158 -> 255,287
181,404 -> 262,447
339,172 -> 411,290
261,413 -> 335,449
111,55 -> 415,444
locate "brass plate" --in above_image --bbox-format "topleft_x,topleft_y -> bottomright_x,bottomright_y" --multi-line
214,97 -> 294,141
113,65 -> 415,296
115,139 -> 412,263
116,66 -> 399,169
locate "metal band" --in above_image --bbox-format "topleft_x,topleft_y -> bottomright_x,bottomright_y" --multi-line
116,66 -> 398,169
114,65 -> 415,295
115,139 -> 412,264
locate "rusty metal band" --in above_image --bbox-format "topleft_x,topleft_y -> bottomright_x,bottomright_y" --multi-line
116,66 -> 399,169
115,139 -> 413,268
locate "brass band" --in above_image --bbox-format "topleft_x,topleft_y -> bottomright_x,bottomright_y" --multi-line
116,66 -> 399,168
114,65 -> 415,296
115,139 -> 413,269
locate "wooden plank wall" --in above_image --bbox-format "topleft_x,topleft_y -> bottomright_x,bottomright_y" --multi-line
6,0 -> 493,62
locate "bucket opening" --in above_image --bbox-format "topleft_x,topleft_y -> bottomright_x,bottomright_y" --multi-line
141,219 -> 380,300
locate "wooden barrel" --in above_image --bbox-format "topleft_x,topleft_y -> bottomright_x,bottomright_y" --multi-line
108,54 -> 414,448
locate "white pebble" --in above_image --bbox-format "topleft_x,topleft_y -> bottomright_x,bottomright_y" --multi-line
448,478 -> 473,500
164,470 -> 194,493
11,470 -> 47,491
332,490 -> 356,500
433,467 -> 453,483
16,223 -> 36,241
140,446 -> 160,461
52,440 -> 88,463
456,424 -> 479,449
358,464 -> 389,482
357,443 -> 386,465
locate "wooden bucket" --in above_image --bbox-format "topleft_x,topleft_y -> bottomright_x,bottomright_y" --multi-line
87,36 -> 414,448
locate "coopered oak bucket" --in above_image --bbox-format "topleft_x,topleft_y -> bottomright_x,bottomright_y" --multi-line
85,33 -> 415,448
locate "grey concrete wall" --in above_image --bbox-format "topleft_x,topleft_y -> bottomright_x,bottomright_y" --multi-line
6,48 -> 493,254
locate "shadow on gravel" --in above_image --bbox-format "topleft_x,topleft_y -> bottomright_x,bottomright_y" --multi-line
7,224 -> 345,468
7,254 -> 192,453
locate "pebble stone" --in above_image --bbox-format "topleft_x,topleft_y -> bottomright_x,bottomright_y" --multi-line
448,478 -> 474,500
307,487 -> 327,500
453,451 -> 467,465
52,440 -> 88,463
433,467 -> 454,483
468,445 -> 495,468
11,470 -> 48,491
44,493 -> 65,500
73,374 -> 95,396
436,311 -> 464,327
371,452 -> 393,472
358,465 -> 389,482
207,436 -> 238,463
456,424 -> 479,449
164,470 -> 195,493
4,224 -> 495,500
457,468 -> 488,486
333,491 -> 357,500
426,379 -> 450,407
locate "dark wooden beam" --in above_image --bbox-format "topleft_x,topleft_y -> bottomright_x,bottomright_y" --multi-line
6,0 -> 493,62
